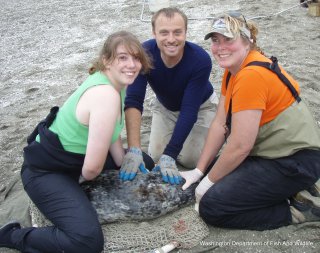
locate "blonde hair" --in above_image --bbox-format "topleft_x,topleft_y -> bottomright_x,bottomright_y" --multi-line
223,14 -> 264,54
89,31 -> 153,75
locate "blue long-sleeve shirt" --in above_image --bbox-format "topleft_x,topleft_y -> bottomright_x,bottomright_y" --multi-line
125,39 -> 213,160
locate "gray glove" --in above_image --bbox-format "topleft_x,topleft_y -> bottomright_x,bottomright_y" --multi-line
153,154 -> 182,185
119,147 -> 146,181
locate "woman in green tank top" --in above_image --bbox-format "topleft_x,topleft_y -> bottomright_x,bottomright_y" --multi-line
51,31 -> 153,181
0,31 -> 153,253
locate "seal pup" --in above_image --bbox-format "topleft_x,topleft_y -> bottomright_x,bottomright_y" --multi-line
81,170 -> 197,224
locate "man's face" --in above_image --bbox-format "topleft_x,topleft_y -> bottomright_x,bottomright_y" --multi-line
153,13 -> 186,65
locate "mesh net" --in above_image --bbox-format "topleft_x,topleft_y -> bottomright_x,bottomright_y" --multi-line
29,201 -> 209,252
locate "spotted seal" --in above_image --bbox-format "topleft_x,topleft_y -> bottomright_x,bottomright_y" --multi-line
81,170 -> 197,224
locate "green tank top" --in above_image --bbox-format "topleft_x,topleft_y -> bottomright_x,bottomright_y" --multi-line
38,72 -> 125,154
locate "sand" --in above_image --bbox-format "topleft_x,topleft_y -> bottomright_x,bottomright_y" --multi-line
0,0 -> 319,252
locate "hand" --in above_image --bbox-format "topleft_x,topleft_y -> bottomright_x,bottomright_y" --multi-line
119,147 -> 146,181
179,168 -> 204,190
195,175 -> 214,203
153,154 -> 182,185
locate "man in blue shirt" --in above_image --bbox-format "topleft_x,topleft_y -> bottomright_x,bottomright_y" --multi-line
119,7 -> 217,184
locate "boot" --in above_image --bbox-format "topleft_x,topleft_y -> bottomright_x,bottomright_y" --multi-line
290,190 -> 320,223
0,221 -> 21,249
300,0 -> 309,8
308,179 -> 320,197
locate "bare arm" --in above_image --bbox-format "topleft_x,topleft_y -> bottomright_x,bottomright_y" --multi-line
78,85 -> 121,180
109,137 -> 125,167
196,95 -> 228,173
125,107 -> 142,148
207,109 -> 262,183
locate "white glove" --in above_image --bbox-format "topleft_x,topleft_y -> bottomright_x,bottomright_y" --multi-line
195,175 -> 214,203
179,168 -> 204,190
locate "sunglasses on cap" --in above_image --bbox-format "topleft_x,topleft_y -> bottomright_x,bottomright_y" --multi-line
204,11 -> 251,41
226,10 -> 249,28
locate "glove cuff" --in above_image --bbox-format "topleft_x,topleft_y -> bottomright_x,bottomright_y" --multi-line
194,168 -> 204,177
160,154 -> 174,162
127,147 -> 142,155
202,175 -> 215,188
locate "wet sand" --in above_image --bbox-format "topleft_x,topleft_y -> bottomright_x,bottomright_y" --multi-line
0,0 -> 319,252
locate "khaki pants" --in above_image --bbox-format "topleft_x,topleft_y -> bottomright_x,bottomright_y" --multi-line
148,93 -> 218,169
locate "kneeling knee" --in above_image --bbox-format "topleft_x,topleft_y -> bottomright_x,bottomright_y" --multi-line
85,229 -> 104,253
199,200 -> 222,225
178,154 -> 198,169
199,195 -> 231,226
72,228 -> 104,253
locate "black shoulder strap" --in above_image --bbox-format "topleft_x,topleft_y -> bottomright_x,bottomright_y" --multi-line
27,106 -> 59,144
225,56 -> 301,137
225,72 -> 232,132
246,56 -> 301,102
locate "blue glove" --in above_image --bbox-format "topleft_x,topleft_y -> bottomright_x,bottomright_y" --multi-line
153,154 -> 182,185
119,147 -> 148,181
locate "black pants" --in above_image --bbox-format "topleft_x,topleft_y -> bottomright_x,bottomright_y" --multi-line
199,149 -> 320,230
12,153 -> 154,253
14,164 -> 104,253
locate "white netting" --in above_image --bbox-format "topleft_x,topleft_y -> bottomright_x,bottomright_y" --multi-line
29,201 -> 209,252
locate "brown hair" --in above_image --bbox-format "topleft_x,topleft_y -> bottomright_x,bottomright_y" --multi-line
151,7 -> 188,32
89,31 -> 152,75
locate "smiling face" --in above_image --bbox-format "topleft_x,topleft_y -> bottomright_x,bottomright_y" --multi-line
210,33 -> 250,74
103,44 -> 142,91
152,12 -> 186,67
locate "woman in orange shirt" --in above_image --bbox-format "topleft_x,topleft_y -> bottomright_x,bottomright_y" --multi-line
180,12 -> 320,230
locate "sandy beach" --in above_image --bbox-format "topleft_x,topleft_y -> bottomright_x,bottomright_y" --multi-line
0,0 -> 319,252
